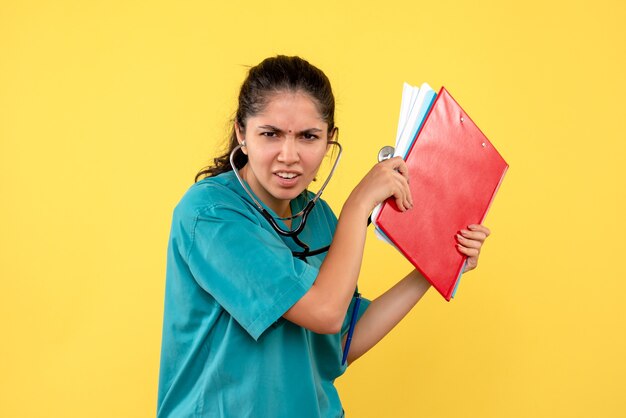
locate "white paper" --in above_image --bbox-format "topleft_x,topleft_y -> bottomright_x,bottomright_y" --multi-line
372,82 -> 437,245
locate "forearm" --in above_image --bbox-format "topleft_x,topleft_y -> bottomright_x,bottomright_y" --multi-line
284,157 -> 413,333
344,269 -> 431,364
316,199 -> 370,304
312,155 -> 414,316
283,196 -> 370,332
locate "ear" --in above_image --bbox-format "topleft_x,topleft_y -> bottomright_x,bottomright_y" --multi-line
328,127 -> 338,142
235,122 -> 248,155
326,127 -> 338,151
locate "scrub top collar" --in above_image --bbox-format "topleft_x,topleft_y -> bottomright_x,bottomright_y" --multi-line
209,170 -> 307,233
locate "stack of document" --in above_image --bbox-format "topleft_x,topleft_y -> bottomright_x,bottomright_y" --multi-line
371,82 -> 437,244
371,83 -> 508,301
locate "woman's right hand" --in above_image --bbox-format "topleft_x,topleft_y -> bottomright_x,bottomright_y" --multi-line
287,156 -> 412,333
346,156 -> 413,217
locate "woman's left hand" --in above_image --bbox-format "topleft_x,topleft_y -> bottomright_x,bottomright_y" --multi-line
456,224 -> 491,273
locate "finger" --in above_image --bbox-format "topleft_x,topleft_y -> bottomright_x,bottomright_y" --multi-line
456,244 -> 480,257
387,157 -> 410,182
394,181 -> 411,210
456,234 -> 482,249
459,229 -> 488,242
467,224 -> 491,237
388,178 -> 407,212
394,178 -> 412,212
391,170 -> 412,208
394,193 -> 408,212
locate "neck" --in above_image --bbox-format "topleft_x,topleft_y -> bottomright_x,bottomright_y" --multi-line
276,203 -> 291,219
240,165 -> 292,220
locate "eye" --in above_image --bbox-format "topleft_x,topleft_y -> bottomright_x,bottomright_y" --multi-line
302,133 -> 320,141
260,131 -> 278,138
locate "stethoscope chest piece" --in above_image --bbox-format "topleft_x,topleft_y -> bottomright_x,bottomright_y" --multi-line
378,146 -> 395,162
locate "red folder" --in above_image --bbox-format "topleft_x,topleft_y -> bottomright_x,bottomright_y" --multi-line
375,87 -> 508,301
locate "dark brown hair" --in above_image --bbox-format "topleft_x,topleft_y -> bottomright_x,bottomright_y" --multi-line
195,55 -> 336,182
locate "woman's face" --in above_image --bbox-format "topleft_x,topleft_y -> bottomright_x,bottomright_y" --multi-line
236,91 -> 331,217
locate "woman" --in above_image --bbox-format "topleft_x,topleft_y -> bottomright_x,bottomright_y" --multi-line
157,56 -> 490,417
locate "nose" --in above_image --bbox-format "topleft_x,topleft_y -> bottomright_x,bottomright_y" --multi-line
277,138 -> 299,165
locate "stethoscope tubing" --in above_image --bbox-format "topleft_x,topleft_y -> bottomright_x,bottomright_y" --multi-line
229,140 -> 343,259
230,141 -> 342,223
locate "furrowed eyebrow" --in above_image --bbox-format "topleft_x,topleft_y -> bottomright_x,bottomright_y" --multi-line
257,125 -> 282,132
257,125 -> 323,135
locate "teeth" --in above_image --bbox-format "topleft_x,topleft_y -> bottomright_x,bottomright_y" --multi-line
276,172 -> 298,179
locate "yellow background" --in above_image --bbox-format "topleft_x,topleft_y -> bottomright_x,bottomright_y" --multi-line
1,0 -> 625,417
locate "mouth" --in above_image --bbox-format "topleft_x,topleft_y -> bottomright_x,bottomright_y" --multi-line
274,171 -> 301,180
273,171 -> 302,187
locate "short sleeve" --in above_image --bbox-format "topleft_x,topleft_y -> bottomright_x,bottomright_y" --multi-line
186,203 -> 318,341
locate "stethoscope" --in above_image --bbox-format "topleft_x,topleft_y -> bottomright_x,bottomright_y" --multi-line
230,142 -> 395,260
229,140 -> 344,260
230,141 -> 395,365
